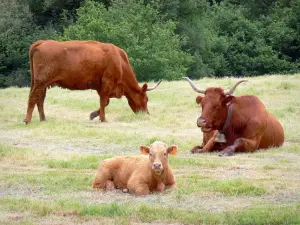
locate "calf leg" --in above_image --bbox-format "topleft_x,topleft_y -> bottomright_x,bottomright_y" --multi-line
156,182 -> 165,192
133,184 -> 150,196
128,178 -> 150,196
105,180 -> 116,190
219,137 -> 261,157
92,167 -> 112,189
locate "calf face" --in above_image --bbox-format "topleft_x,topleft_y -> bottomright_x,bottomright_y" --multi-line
140,141 -> 177,175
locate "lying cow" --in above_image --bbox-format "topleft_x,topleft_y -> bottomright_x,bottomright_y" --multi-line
92,141 -> 177,195
24,40 -> 161,124
184,77 -> 284,156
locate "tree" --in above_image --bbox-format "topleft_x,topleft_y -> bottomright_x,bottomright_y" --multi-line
62,0 -> 193,81
0,0 -> 58,87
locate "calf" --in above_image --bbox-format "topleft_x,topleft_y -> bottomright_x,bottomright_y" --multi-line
92,141 -> 178,195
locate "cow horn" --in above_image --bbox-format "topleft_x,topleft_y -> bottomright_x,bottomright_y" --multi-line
224,80 -> 248,95
183,77 -> 206,94
147,80 -> 162,91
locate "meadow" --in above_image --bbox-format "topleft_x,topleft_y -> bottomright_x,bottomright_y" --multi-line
0,74 -> 300,225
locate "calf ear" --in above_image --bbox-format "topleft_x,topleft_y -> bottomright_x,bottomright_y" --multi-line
196,96 -> 203,104
167,145 -> 178,156
141,83 -> 148,93
140,146 -> 150,155
224,95 -> 234,106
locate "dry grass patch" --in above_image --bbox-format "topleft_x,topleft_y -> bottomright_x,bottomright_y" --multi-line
1,74 -> 300,224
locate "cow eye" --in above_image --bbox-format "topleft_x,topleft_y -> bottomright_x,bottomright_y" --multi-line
164,153 -> 167,156
149,153 -> 153,157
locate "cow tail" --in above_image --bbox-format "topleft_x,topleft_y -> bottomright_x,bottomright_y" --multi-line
29,40 -> 44,91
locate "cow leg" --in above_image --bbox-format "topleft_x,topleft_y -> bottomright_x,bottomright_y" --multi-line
219,137 -> 261,157
24,84 -> 44,124
37,88 -> 47,121
191,130 -> 219,153
90,99 -> 110,120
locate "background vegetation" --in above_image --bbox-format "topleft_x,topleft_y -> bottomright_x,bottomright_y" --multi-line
1,75 -> 300,224
0,0 -> 299,87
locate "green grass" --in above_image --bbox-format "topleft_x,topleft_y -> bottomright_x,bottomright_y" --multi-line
42,155 -> 112,169
176,175 -> 266,196
1,197 -> 299,224
1,74 -> 300,224
1,171 -> 93,194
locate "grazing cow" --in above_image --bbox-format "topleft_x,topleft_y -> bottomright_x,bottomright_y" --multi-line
92,141 -> 178,195
24,40 -> 161,124
184,77 -> 284,156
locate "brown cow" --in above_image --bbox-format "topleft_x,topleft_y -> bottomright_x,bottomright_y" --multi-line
23,40 -> 161,124
92,141 -> 178,195
184,77 -> 284,156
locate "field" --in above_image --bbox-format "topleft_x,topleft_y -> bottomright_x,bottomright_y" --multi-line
1,74 -> 300,225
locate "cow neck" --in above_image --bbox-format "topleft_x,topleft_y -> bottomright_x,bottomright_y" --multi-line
122,67 -> 142,98
123,81 -> 142,100
215,104 -> 234,143
222,104 -> 233,132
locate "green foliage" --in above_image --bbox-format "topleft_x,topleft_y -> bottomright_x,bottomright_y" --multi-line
62,0 -> 193,81
0,0 -> 58,88
0,0 -> 299,87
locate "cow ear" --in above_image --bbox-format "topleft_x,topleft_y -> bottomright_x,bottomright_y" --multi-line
196,96 -> 203,105
224,96 -> 234,106
141,83 -> 148,93
140,146 -> 150,155
167,145 -> 178,156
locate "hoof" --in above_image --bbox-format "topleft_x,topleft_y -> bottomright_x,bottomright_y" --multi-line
90,111 -> 98,120
191,148 -> 203,154
23,119 -> 29,125
219,151 -> 233,157
122,188 -> 129,193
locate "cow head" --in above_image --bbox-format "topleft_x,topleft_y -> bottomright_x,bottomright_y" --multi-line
127,81 -> 162,114
184,77 -> 247,132
140,141 -> 177,175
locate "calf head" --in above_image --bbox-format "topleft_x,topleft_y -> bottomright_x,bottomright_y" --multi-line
140,141 -> 177,175
184,77 -> 247,132
127,81 -> 162,114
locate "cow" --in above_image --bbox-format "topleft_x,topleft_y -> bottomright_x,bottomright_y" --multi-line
92,141 -> 178,196
23,40 -> 161,124
184,77 -> 284,156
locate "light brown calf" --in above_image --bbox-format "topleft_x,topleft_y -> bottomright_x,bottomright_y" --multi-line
92,141 -> 178,196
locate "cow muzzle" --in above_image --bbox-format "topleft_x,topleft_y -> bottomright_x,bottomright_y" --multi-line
197,117 -> 213,132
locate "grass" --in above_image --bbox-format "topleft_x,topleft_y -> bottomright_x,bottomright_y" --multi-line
1,74 -> 300,224
1,197 -> 299,224
176,175 -> 266,196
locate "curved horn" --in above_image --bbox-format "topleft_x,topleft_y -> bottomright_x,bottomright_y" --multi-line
147,80 -> 162,91
183,77 -> 206,94
224,80 -> 248,95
